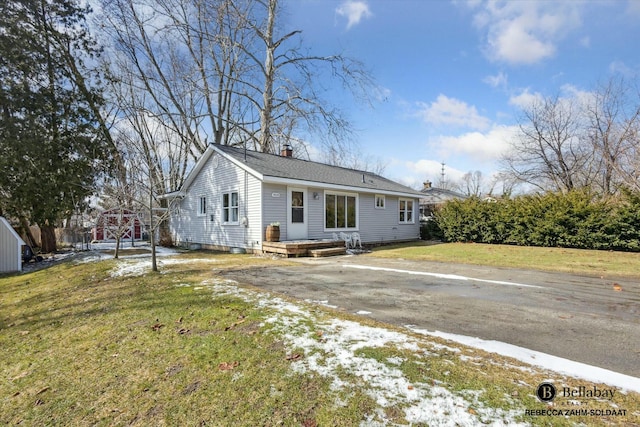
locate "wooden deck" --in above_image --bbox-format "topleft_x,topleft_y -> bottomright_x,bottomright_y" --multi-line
262,240 -> 346,257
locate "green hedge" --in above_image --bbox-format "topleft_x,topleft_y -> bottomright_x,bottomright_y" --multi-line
433,190 -> 640,252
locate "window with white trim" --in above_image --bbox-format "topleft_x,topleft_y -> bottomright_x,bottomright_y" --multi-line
375,194 -> 385,209
198,196 -> 207,216
223,192 -> 239,224
325,192 -> 357,230
399,198 -> 414,224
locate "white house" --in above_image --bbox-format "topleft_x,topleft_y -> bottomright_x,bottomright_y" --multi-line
0,216 -> 25,273
165,144 -> 423,252
419,180 -> 467,221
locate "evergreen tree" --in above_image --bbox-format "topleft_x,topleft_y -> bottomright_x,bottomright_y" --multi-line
0,0 -> 108,252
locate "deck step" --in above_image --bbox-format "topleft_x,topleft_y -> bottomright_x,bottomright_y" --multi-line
308,247 -> 347,257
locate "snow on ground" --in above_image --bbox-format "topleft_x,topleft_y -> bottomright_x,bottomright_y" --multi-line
73,242 -> 183,273
408,327 -> 640,394
202,278 -> 525,426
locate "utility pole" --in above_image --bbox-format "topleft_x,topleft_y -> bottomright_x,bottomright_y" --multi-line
440,162 -> 446,189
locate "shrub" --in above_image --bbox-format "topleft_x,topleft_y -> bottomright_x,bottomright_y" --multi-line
433,189 -> 640,252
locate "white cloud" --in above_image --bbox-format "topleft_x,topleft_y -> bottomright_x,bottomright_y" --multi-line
508,89 -> 543,109
416,95 -> 491,130
402,159 -> 466,188
509,86 -> 594,111
336,1 -> 372,30
627,0 -> 640,17
434,125 -> 517,163
609,60 -> 637,77
483,71 -> 508,90
469,1 -> 583,65
559,84 -> 594,107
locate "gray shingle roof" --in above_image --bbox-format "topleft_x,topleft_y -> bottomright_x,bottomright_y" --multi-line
215,144 -> 422,196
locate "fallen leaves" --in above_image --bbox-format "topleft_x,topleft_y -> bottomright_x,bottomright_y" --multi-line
224,315 -> 247,331
286,353 -> 302,361
151,323 -> 164,331
218,361 -> 239,371
36,386 -> 50,395
11,371 -> 31,381
613,283 -> 623,291
182,381 -> 201,395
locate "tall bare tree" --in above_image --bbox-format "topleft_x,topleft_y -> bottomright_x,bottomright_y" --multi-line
502,95 -> 595,193
242,0 -> 373,154
586,76 -> 640,194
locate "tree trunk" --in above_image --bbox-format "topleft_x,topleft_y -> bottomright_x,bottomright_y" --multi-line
150,192 -> 158,272
40,223 -> 57,253
19,217 -> 39,249
158,198 -> 172,246
114,235 -> 120,259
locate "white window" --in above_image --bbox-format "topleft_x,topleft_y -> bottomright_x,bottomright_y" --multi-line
223,191 -> 239,224
198,196 -> 207,216
325,192 -> 358,230
399,198 -> 414,224
375,194 -> 385,209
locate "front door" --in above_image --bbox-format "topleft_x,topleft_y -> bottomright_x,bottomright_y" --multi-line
287,187 -> 308,240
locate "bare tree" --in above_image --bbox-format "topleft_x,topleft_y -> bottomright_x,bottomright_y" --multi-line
502,95 -> 594,193
242,0 -> 374,154
459,171 -> 484,197
586,76 -> 640,194
99,151 -> 139,259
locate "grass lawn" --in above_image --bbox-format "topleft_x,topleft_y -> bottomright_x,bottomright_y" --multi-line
1,250 -> 638,425
369,241 -> 640,279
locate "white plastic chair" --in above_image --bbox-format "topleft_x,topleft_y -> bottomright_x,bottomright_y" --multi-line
332,232 -> 340,241
339,232 -> 351,248
350,232 -> 362,249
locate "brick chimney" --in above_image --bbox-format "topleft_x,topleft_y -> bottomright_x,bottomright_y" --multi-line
281,144 -> 293,157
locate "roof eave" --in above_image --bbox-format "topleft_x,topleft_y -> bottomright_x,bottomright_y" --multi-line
263,176 -> 422,198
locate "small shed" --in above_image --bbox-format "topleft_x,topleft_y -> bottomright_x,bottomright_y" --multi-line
94,208 -> 143,241
0,216 -> 26,273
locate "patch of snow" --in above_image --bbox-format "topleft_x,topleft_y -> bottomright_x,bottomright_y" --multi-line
109,257 -> 219,277
75,243 -> 179,265
408,327 -> 640,394
203,279 -> 525,425
305,299 -> 338,309
355,310 -> 372,315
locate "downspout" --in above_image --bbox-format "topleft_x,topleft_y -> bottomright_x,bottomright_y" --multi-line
244,170 -> 248,249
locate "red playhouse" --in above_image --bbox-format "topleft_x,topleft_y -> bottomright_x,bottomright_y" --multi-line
93,208 -> 143,241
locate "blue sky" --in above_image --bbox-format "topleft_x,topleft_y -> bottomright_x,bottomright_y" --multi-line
283,0 -> 640,190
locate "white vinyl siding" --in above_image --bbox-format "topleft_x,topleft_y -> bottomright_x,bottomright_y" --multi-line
262,183 -> 288,239
170,154 -> 261,250
0,216 -> 24,273
358,194 -> 420,244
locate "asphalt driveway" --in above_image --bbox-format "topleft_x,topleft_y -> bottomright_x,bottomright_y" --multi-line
221,255 -> 640,378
